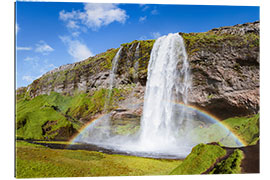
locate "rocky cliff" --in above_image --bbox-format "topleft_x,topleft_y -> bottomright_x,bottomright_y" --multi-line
17,21 -> 259,121
184,21 -> 259,119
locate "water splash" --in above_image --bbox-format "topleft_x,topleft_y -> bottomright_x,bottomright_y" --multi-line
132,33 -> 192,154
87,47 -> 123,140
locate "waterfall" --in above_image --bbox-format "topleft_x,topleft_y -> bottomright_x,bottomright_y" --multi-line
133,42 -> 140,83
104,46 -> 123,112
136,33 -> 192,154
73,33 -> 244,158
79,46 -> 123,141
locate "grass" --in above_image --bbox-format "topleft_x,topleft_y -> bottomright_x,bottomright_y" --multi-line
181,31 -> 259,56
210,149 -> 244,174
170,143 -> 226,175
16,141 -> 182,178
190,123 -> 240,147
223,114 -> 259,145
16,87 -> 134,140
16,92 -> 78,140
189,114 -> 259,147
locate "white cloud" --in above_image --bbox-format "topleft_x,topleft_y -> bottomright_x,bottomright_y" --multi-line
139,36 -> 147,40
16,23 -> 20,35
59,3 -> 128,31
24,57 -> 34,61
59,9 -> 78,21
22,75 -> 35,83
71,31 -> 80,37
40,63 -> 57,74
23,56 -> 40,68
66,20 -> 80,29
59,36 -> 94,62
17,46 -> 32,51
139,16 -> 147,22
151,9 -> 159,15
35,41 -> 54,55
151,32 -> 161,39
139,4 -> 149,11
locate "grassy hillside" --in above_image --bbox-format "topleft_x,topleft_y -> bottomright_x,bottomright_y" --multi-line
190,114 -> 259,147
170,143 -> 226,175
170,143 -> 244,175
223,114 -> 259,145
209,149 -> 244,174
16,86 -> 134,140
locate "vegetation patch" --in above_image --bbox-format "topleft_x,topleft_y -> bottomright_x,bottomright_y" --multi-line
210,149 -> 244,174
190,114 -> 259,146
16,141 -> 182,178
223,114 -> 259,145
16,85 -> 135,140
16,95 -> 73,140
181,31 -> 259,56
170,144 -> 226,175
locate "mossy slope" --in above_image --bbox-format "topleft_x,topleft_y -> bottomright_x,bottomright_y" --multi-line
16,87 -> 132,140
170,143 -> 244,175
170,143 -> 226,175
223,114 -> 259,145
210,149 -> 244,174
190,114 -> 259,147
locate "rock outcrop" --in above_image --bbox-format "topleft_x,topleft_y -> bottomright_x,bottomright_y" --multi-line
185,21 -> 259,119
17,21 -> 259,120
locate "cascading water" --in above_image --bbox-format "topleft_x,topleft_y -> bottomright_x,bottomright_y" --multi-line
73,33 -> 243,158
75,47 -> 123,143
102,46 -> 124,138
133,42 -> 140,83
105,46 -> 123,112
121,33 -> 194,157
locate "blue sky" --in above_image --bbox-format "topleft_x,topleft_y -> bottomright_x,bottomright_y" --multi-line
16,1 -> 259,88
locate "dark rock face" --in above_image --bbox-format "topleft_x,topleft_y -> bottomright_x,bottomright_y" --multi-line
184,21 -> 259,119
17,21 -> 259,120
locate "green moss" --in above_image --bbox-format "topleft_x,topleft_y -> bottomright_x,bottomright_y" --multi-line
170,144 -> 226,175
114,39 -> 155,82
190,114 -> 259,147
113,124 -> 139,135
207,94 -> 214,99
181,31 -> 259,56
129,67 -> 135,75
16,96 -> 65,140
16,92 -> 81,140
223,114 -> 259,145
16,141 -> 182,178
210,149 -> 244,174
95,48 -> 119,70
16,87 -> 28,101
16,84 -> 136,140
67,87 -> 132,118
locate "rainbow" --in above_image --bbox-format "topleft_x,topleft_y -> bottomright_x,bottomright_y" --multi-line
173,103 -> 248,146
68,103 -> 248,147
69,114 -> 106,145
